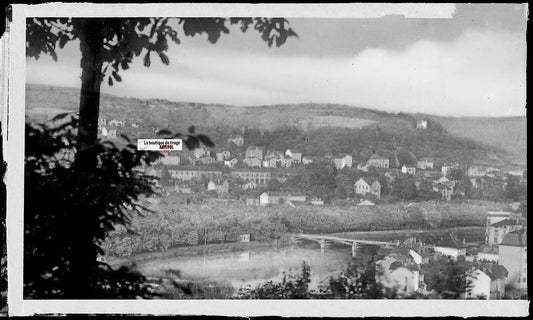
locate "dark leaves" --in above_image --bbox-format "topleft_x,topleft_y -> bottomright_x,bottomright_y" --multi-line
156,129 -> 171,136
159,52 -> 170,65
111,71 -> 122,82
143,51 -> 151,67
50,112 -> 75,122
197,134 -> 214,147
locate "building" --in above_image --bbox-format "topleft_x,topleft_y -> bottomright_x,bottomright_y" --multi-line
468,166 -> 489,178
160,155 -> 181,166
107,129 -> 117,138
416,119 -> 428,129
466,266 -> 508,300
333,154 -> 353,169
167,166 -> 222,181
245,197 -> 260,206
108,119 -> 125,127
285,149 -> 302,163
441,164 -> 458,177
367,154 -> 389,168
376,255 -> 421,295
227,135 -> 244,146
239,234 -> 251,242
498,229 -> 527,292
98,116 -> 107,126
354,178 -> 382,198
231,170 -> 272,185
259,192 -> 307,206
279,156 -> 293,168
215,180 -> 229,195
486,217 -> 526,245
243,157 -> 262,168
477,245 -> 499,262
416,158 -> 434,170
485,211 -> 515,244
216,151 -> 231,162
266,157 -> 279,168
192,147 -> 209,159
245,146 -> 264,160
197,156 -> 216,165
401,165 -> 416,175
224,158 -> 238,168
432,233 -> 467,260
241,181 -> 257,190
207,181 -> 216,191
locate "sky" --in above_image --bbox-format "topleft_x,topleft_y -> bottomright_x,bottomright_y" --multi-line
26,4 -> 528,117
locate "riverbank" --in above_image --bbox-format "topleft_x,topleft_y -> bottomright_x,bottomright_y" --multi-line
107,240 -> 290,266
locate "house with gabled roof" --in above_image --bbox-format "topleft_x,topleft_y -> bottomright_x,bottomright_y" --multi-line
432,233 -> 467,260
486,217 -> 526,245
354,177 -> 382,198
333,154 -> 353,169
417,158 -> 434,170
243,157 -> 262,168
466,263 -> 508,300
246,146 -> 264,160
367,153 -> 389,168
285,149 -> 302,163
375,254 -> 422,295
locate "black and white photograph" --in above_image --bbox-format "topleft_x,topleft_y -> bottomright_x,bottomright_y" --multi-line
1,2 -> 529,317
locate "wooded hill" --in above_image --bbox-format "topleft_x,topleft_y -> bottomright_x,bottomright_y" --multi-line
26,84 -> 526,169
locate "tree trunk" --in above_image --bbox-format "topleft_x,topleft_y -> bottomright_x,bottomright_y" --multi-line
65,18 -> 104,298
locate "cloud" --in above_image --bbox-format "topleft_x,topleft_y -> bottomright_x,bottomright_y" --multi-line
27,28 -> 526,117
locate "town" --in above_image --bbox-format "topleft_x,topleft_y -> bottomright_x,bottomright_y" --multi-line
96,115 -> 527,300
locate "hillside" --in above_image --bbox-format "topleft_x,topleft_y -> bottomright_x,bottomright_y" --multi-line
25,84 -> 526,168
427,115 -> 526,167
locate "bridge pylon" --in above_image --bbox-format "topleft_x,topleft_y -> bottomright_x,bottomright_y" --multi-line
320,239 -> 326,255
351,242 -> 358,258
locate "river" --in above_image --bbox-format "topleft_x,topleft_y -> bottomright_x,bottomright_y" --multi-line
118,226 -> 485,293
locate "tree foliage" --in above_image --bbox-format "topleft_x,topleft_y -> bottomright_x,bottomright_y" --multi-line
27,18 -> 297,86
24,117 -> 217,298
24,17 -> 297,298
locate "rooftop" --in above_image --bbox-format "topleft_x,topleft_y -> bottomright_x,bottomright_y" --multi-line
490,218 -> 527,228
369,154 -> 388,160
500,228 -> 527,247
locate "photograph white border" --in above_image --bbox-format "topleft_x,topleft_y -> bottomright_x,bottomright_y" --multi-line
5,3 -> 530,316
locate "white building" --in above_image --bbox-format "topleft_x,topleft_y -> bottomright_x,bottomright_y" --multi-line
333,154 -> 353,169
224,158 -> 238,168
498,229 -> 527,292
285,149 -> 302,163
466,269 -> 492,299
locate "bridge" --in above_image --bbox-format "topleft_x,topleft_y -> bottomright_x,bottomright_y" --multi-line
293,233 -> 400,257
